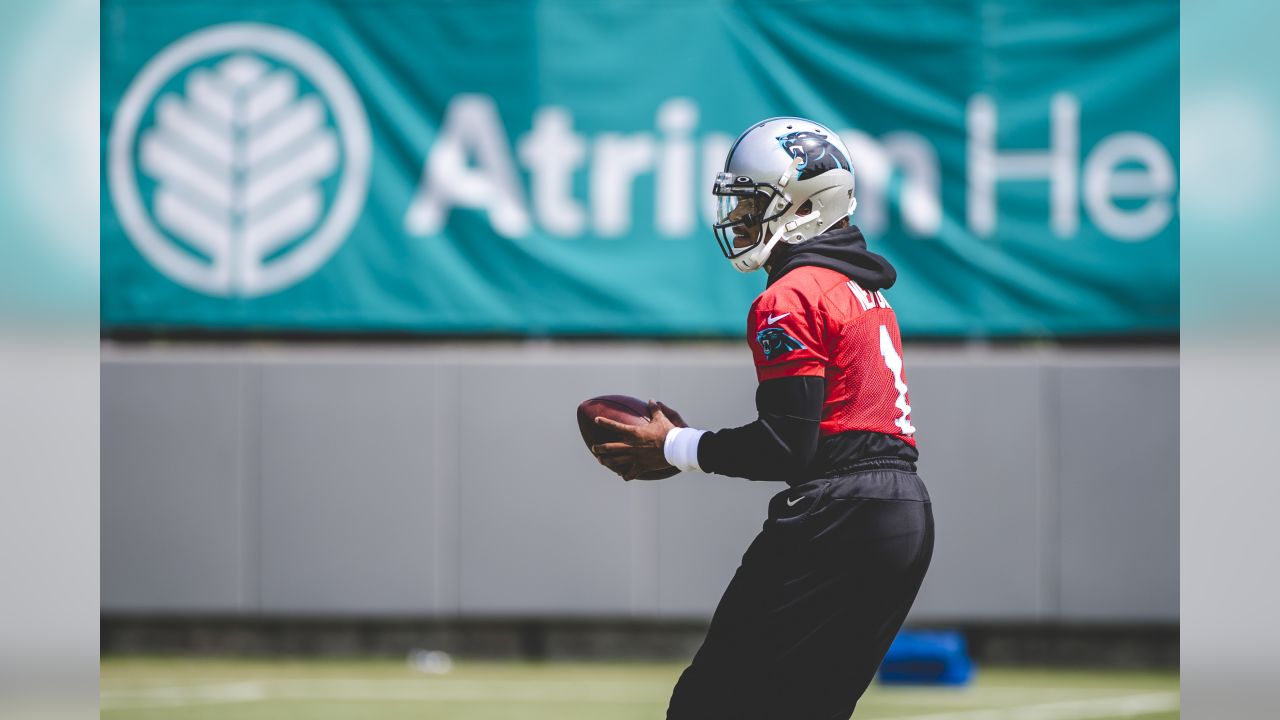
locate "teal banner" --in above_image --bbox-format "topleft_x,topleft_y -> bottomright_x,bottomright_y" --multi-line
101,0 -> 1178,337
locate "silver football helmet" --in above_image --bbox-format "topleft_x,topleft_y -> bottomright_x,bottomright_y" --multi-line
712,117 -> 857,273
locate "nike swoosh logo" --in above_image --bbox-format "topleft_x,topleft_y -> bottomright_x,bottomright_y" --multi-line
767,312 -> 791,324
786,496 -> 803,507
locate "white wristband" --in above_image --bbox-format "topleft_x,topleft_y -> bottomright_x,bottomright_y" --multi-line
663,427 -> 707,473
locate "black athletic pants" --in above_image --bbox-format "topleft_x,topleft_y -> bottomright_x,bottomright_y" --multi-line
667,459 -> 934,720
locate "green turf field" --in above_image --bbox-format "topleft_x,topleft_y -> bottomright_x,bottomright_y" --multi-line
101,657 -> 1179,720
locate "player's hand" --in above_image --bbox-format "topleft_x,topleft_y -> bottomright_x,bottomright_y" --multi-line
592,401 -> 680,480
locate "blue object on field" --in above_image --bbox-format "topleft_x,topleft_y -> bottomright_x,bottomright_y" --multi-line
877,630 -> 975,686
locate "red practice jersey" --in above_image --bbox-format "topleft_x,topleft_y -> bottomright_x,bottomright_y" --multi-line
748,266 -> 917,446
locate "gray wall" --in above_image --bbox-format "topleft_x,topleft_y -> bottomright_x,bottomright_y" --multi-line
101,342 -> 1178,623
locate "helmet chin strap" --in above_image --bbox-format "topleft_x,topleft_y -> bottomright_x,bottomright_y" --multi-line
732,211 -> 820,273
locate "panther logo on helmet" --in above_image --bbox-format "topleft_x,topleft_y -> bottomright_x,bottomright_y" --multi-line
777,131 -> 848,181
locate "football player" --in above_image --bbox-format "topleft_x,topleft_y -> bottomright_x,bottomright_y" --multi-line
593,117 -> 935,719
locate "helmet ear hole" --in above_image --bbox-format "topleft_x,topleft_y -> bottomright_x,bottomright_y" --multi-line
798,199 -> 814,214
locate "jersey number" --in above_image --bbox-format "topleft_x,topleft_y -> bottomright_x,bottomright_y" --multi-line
879,325 -> 916,435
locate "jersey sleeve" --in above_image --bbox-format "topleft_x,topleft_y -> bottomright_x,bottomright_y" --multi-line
748,284 -> 828,382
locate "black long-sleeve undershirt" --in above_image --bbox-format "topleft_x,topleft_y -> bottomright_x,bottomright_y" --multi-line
694,375 -> 920,482
696,376 -> 826,481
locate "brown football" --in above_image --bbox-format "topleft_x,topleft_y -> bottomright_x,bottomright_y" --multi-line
576,395 -> 681,480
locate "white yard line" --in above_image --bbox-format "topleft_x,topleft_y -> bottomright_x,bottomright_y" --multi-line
100,681 -> 267,709
877,692 -> 1179,720
101,678 -> 670,709
867,686 -> 1172,707
101,678 -> 1179,719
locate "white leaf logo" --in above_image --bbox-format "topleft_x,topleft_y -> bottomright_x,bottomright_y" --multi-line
139,54 -> 337,294
109,23 -> 371,298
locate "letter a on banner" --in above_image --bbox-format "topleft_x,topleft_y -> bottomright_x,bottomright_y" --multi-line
405,94 -> 531,239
